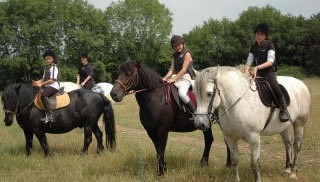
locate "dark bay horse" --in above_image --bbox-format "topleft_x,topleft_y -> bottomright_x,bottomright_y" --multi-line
1,83 -> 116,156
110,59 -> 230,175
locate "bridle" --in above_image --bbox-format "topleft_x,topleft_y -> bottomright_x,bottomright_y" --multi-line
3,97 -> 34,116
195,79 -> 250,125
115,67 -> 139,95
114,66 -> 168,95
194,79 -> 221,124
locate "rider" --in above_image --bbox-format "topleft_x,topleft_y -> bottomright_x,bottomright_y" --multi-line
76,52 -> 95,90
244,23 -> 291,122
32,50 -> 59,123
162,35 -> 196,113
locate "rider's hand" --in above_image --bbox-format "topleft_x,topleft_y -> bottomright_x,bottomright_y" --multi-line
162,77 -> 167,82
249,67 -> 258,78
167,78 -> 175,84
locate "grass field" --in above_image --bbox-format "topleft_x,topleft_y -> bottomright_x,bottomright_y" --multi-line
0,78 -> 319,182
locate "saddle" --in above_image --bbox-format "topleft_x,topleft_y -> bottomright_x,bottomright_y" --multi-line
254,78 -> 290,107
165,84 -> 197,113
34,87 -> 71,110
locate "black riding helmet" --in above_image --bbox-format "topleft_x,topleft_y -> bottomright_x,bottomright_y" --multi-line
170,35 -> 184,47
254,23 -> 270,37
80,52 -> 88,59
42,50 -> 56,63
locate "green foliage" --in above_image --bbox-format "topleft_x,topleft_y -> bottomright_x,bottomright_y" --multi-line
1,1 -> 319,90
103,0 -> 172,76
186,5 -> 319,76
277,65 -> 307,79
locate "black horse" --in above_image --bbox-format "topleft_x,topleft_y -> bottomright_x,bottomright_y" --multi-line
110,59 -> 230,175
1,83 -> 116,156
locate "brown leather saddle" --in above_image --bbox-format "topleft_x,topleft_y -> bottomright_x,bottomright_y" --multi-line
165,84 -> 197,112
34,88 -> 71,110
255,78 -> 290,107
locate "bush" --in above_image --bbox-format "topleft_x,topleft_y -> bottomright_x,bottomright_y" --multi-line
276,65 -> 307,79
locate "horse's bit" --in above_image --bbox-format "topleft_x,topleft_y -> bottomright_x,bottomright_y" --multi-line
115,67 -> 139,95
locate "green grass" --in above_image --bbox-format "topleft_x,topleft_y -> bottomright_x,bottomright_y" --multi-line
0,78 -> 319,182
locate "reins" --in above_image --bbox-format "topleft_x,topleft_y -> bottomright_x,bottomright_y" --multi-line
115,66 -> 169,95
3,98 -> 34,116
206,79 -> 252,125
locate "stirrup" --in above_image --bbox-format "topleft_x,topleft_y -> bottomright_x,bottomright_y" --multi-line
279,110 -> 290,122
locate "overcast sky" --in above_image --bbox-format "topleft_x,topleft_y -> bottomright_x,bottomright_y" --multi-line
87,0 -> 320,35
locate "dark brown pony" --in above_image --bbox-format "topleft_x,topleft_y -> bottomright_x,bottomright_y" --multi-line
110,59 -> 230,175
2,83 -> 116,156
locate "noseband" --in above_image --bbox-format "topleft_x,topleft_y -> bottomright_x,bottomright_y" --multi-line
115,67 -> 139,95
3,97 -> 34,116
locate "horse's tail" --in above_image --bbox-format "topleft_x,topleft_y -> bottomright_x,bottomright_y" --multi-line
100,94 -> 116,150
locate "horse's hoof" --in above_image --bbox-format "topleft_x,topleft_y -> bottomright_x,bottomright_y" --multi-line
289,173 -> 297,180
200,159 -> 209,167
284,168 -> 291,174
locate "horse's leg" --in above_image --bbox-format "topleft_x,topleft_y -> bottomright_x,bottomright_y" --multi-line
225,139 -> 232,168
290,123 -> 305,180
82,126 -> 93,155
92,124 -> 104,154
200,128 -> 214,166
225,136 -> 240,182
248,134 -> 261,182
23,129 -> 34,156
34,131 -> 50,156
147,129 -> 168,176
280,129 -> 293,174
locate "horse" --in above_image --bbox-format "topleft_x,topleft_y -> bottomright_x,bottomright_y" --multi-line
1,83 -> 116,156
193,66 -> 311,182
110,59 -> 230,175
60,82 -> 114,103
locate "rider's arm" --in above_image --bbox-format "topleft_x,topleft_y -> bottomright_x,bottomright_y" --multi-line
163,60 -> 174,81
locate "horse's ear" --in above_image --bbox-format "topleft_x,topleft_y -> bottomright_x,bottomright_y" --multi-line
135,61 -> 141,68
14,84 -> 21,93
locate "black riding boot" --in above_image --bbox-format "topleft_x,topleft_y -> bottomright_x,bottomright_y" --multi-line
186,101 -> 195,113
40,97 -> 54,123
278,95 -> 291,122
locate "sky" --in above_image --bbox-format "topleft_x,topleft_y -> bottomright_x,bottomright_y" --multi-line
87,0 -> 320,35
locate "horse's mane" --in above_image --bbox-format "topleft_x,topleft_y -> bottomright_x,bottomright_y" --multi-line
126,60 -> 163,88
2,83 -> 36,110
195,66 -> 250,108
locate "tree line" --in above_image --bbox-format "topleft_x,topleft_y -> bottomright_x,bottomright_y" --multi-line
0,0 -> 319,90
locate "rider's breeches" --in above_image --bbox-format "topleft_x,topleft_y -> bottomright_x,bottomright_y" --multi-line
174,74 -> 192,104
261,71 -> 287,110
40,86 -> 58,98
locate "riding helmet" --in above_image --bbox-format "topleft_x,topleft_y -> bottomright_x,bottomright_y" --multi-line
171,35 -> 184,47
42,50 -> 56,60
254,23 -> 270,37
80,52 -> 88,59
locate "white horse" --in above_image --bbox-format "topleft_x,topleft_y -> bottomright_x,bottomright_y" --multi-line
60,82 -> 114,103
194,66 -> 310,182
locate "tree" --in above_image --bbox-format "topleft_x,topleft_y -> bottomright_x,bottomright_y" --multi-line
103,0 -> 172,76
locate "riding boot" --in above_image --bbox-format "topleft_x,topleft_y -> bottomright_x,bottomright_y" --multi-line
186,101 -> 195,113
40,97 -> 55,123
278,95 -> 291,122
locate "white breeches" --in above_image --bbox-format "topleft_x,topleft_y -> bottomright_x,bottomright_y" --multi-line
174,74 -> 192,104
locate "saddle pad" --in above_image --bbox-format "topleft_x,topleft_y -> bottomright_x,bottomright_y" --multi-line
255,80 -> 290,107
35,92 -> 70,110
165,84 -> 197,109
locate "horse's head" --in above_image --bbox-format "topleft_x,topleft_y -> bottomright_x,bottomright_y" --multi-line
194,67 -> 221,130
111,59 -> 141,102
2,84 -> 21,126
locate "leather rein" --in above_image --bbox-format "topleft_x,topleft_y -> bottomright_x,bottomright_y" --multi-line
115,67 -> 168,95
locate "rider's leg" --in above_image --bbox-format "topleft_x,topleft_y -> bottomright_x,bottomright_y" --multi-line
40,87 -> 57,123
177,78 -> 195,113
265,72 -> 291,122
